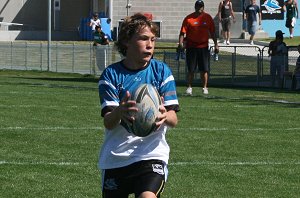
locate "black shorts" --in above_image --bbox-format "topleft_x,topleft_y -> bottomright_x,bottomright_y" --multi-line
221,18 -> 231,32
285,17 -> 296,28
102,160 -> 166,198
186,47 -> 209,73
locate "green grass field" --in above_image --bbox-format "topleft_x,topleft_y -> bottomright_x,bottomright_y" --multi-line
260,36 -> 300,46
1,70 -> 300,197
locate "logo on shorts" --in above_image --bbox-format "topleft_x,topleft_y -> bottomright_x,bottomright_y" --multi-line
152,164 -> 164,175
104,178 -> 118,190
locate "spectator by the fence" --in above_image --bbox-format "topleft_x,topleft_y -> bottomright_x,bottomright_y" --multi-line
88,13 -> 101,33
178,0 -> 219,95
218,0 -> 235,45
93,26 -> 109,46
283,0 -> 298,39
244,0 -> 261,45
98,13 -> 179,197
292,44 -> 300,89
268,30 -> 288,87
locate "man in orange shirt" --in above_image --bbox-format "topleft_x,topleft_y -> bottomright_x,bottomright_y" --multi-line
179,0 -> 219,95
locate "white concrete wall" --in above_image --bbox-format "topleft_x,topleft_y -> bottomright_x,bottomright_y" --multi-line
0,0 -> 246,41
111,0 -> 243,40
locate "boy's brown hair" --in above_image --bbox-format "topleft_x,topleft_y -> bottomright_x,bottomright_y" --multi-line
115,13 -> 159,56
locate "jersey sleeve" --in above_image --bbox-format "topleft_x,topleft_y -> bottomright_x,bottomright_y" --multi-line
98,67 -> 120,116
158,62 -> 179,111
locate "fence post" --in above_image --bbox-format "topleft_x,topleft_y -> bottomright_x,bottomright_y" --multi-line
261,47 -> 265,77
91,44 -> 96,75
231,46 -> 237,84
89,43 -> 92,75
40,42 -> 43,71
72,42 -> 75,72
257,53 -> 260,86
54,42 -> 57,72
178,54 -> 181,81
25,42 -> 28,70
10,42 -> 13,69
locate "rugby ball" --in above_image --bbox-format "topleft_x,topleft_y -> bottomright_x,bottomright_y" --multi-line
126,84 -> 162,137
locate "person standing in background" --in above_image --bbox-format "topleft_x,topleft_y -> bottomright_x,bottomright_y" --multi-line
283,0 -> 298,38
89,13 -> 101,33
268,30 -> 288,87
93,26 -> 109,46
244,0 -> 261,45
178,0 -> 219,95
218,0 -> 236,45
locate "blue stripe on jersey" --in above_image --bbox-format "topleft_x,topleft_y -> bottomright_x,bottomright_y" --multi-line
98,59 -> 179,110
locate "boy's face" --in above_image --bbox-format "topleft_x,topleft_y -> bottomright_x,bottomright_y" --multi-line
125,26 -> 156,66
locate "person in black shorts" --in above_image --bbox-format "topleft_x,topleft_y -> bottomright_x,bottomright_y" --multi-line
98,13 -> 179,198
283,0 -> 298,38
217,0 -> 235,45
178,0 -> 219,95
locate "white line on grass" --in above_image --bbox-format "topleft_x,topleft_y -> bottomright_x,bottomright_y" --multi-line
0,91 -> 95,95
1,160 -> 299,167
0,104 -> 98,108
1,126 -> 300,131
0,103 -> 294,109
0,160 -> 86,166
1,127 -> 103,130
182,96 -> 300,105
184,105 -> 270,108
171,127 -> 300,131
169,161 -> 300,166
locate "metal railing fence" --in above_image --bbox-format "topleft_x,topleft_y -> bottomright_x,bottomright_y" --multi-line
0,41 -> 298,88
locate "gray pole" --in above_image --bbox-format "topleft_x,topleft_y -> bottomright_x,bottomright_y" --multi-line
48,0 -> 51,71
126,0 -> 129,16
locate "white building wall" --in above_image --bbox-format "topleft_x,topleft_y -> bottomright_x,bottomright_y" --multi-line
0,0 -> 245,40
112,0 -> 226,40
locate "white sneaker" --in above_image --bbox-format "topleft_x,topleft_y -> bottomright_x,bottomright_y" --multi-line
223,40 -> 226,45
186,87 -> 192,95
226,40 -> 230,45
202,88 -> 209,95
250,40 -> 254,45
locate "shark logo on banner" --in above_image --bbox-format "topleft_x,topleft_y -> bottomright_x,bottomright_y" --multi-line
261,0 -> 284,19
262,0 -> 281,11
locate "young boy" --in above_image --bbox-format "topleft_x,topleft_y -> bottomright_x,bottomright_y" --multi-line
98,13 -> 180,198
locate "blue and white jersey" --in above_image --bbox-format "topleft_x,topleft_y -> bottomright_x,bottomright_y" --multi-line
98,59 -> 179,170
